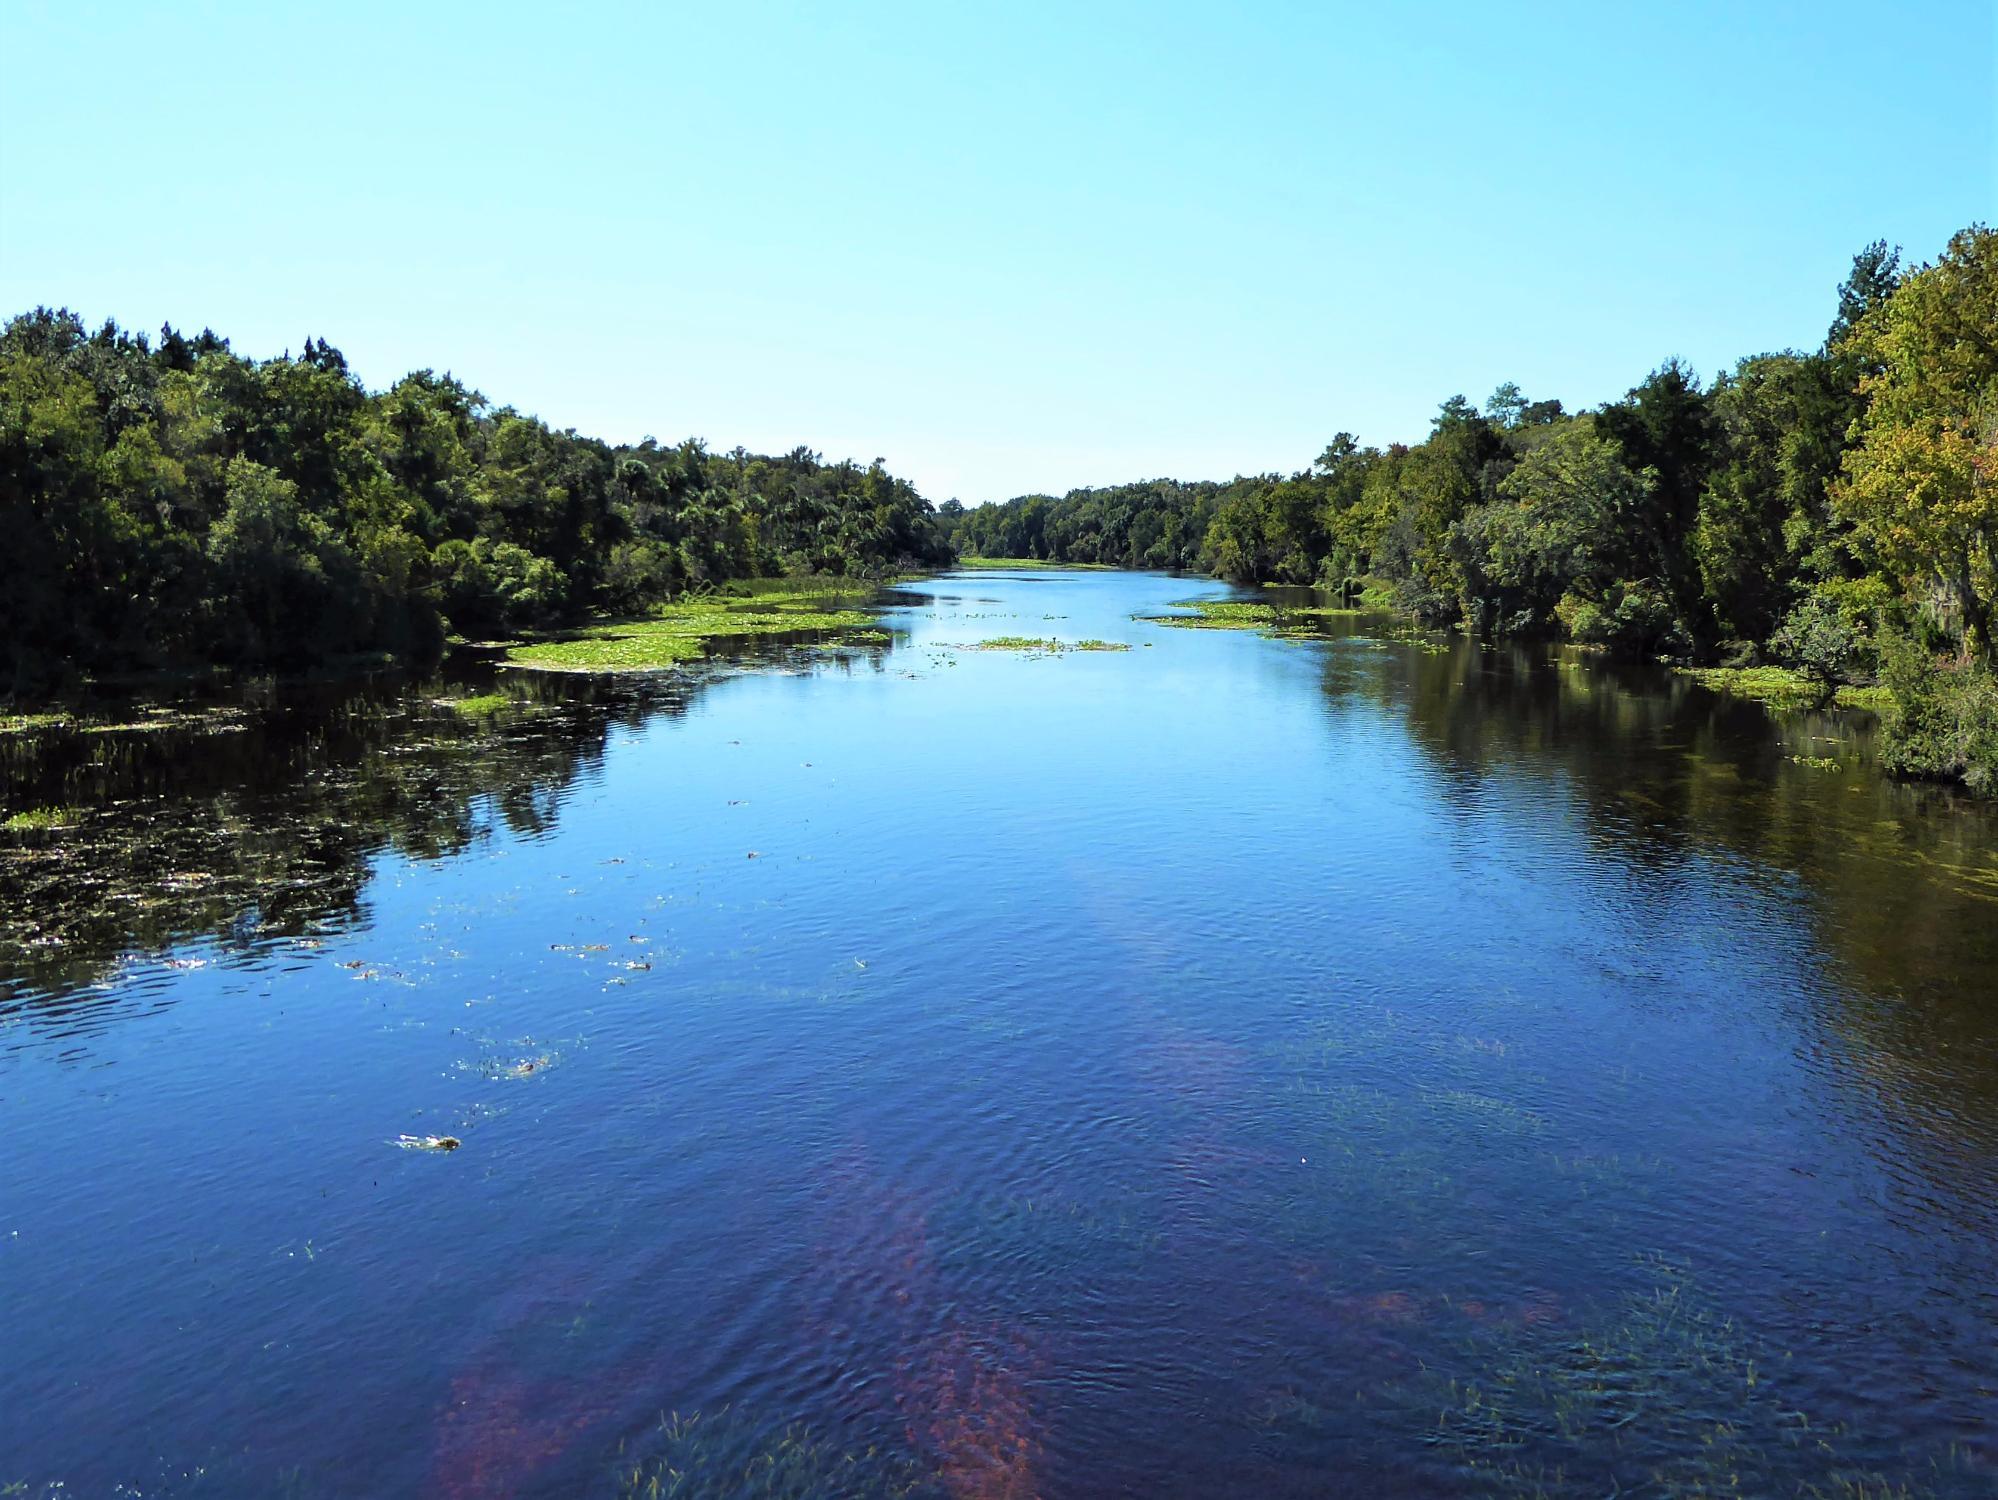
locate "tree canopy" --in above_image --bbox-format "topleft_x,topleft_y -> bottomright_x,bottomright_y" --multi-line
0,313 -> 951,689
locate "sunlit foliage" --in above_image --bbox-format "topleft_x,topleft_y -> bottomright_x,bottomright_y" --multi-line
0,313 -> 951,690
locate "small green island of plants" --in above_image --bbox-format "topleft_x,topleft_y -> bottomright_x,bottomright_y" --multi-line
968,636 -> 1131,653
502,581 -> 885,674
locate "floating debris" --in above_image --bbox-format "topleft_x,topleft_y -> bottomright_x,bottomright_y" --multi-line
392,1134 -> 461,1152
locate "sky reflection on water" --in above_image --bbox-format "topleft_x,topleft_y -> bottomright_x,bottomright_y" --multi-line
2,570 -> 1995,1498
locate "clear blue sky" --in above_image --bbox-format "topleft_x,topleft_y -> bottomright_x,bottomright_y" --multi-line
4,1 -> 1992,504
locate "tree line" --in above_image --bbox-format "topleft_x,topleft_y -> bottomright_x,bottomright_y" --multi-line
947,225 -> 1998,793
0,312 -> 953,689
6,226 -> 1994,790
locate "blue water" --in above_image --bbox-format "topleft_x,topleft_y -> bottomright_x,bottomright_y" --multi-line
3,569 -> 1995,1497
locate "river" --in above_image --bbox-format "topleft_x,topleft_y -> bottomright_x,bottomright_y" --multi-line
3,568 -> 1994,1497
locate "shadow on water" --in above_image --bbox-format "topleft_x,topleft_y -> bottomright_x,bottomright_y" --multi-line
0,633 -> 901,1037
1347,626 -> 1998,1178
1245,613 -> 1998,1495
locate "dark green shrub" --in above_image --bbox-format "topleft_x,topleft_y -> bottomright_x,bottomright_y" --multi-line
432,537 -> 567,637
1769,596 -> 1863,704
1879,637 -> 1998,795
1556,579 -> 1680,654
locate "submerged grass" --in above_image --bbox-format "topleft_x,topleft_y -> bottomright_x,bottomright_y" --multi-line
1678,665 -> 1892,714
1257,1245 -> 1974,1496
1407,1258 -> 1971,1498
612,1408 -> 918,1500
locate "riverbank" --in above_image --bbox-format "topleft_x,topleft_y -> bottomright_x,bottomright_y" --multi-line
0,577 -> 901,733
1160,591 -> 1903,716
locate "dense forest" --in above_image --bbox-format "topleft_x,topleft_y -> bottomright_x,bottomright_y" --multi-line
5,225 -> 1994,790
950,225 -> 1998,792
0,313 -> 953,688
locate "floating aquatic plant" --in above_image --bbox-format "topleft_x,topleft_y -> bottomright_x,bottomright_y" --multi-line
1148,598 -> 1366,635
505,600 -> 880,673
0,713 -> 75,736
1,704 -> 255,739
436,692 -> 515,717
963,637 -> 1129,653
2,806 -> 82,833
1677,665 -> 1890,715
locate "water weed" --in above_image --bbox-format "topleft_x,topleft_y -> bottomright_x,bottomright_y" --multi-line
1409,1260 -> 1962,1498
437,693 -> 514,717
612,1409 -> 920,1499
1678,665 -> 1887,715
2,806 -> 82,833
965,637 -> 1128,653
1150,599 -> 1368,635
506,601 -> 879,673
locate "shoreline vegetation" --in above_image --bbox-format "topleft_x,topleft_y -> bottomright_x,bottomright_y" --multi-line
954,555 -> 1117,570
943,225 -> 1998,794
0,308 -> 952,697
1672,664 -> 1895,715
5,223 -> 1995,791
1168,590 -> 1903,716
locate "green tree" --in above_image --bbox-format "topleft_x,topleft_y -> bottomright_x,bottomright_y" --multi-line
1450,422 -> 1648,636
205,457 -> 364,663
1835,225 -> 1998,660
1595,359 -> 1716,653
